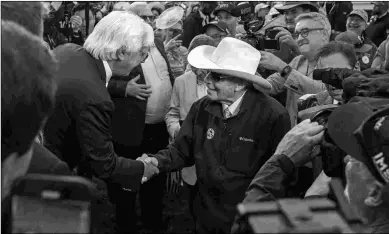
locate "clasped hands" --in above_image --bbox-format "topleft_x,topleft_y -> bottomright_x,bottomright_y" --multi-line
136,154 -> 159,184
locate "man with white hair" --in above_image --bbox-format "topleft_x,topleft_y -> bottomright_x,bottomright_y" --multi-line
43,11 -> 159,233
107,4 -> 175,232
141,37 -> 291,233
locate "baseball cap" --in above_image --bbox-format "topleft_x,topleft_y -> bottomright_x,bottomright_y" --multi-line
201,21 -> 230,34
327,98 -> 389,184
335,31 -> 372,53
213,3 -> 235,16
275,2 -> 319,13
231,2 -> 254,19
348,9 -> 368,23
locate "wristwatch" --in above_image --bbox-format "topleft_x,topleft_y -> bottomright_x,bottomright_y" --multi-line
280,65 -> 292,78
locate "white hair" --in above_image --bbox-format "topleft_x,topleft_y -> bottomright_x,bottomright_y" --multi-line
295,12 -> 331,40
84,11 -> 154,61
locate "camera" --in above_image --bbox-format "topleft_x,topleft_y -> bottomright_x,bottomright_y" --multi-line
241,24 -> 282,51
310,107 -> 348,179
232,2 -> 281,51
313,68 -> 359,89
235,179 -> 363,233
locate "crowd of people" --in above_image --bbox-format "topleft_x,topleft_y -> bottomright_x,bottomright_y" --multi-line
1,1 -> 389,234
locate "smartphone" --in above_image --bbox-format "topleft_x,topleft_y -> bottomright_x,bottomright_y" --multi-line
11,174 -> 96,233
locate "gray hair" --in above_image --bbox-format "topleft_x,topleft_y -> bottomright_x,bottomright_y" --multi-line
84,11 -> 154,61
295,12 -> 331,39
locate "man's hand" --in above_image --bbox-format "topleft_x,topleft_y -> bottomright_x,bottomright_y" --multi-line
258,50 -> 288,73
274,119 -> 324,167
274,27 -> 300,54
165,34 -> 182,51
144,157 -> 159,167
125,75 -> 152,101
138,154 -> 159,183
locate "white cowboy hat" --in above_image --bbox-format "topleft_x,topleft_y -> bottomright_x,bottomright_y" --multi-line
187,37 -> 272,91
156,6 -> 184,30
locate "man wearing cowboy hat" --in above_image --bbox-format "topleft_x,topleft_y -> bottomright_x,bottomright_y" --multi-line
142,37 -> 291,233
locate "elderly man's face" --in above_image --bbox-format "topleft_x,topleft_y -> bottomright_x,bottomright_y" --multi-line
284,6 -> 306,31
346,16 -> 367,36
204,72 -> 242,104
317,52 -> 352,101
205,26 -> 227,46
295,19 -> 328,57
114,46 -> 149,76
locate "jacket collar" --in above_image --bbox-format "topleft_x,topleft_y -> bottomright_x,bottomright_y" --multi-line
79,47 -> 106,84
205,87 -> 258,119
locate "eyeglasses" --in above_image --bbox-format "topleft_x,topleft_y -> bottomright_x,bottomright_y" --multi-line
292,28 -> 325,39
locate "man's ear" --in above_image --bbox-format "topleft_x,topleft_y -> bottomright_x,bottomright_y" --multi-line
116,48 -> 126,61
235,84 -> 246,92
365,181 -> 385,207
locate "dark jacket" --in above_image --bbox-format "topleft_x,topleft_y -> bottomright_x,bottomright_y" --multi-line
107,39 -> 175,147
28,142 -> 72,175
44,43 -> 144,191
182,11 -> 204,48
151,88 -> 291,233
366,13 -> 389,48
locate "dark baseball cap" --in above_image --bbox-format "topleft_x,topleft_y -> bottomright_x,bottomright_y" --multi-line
230,2 -> 253,19
328,98 -> 389,184
201,20 -> 229,34
275,1 -> 319,13
213,3 -> 235,16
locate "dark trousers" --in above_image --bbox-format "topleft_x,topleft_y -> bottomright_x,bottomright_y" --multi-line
107,122 -> 169,233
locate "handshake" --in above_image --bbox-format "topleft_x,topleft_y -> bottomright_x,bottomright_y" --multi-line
136,154 -> 159,183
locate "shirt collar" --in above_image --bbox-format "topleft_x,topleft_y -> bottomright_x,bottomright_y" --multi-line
222,90 -> 247,116
102,60 -> 112,86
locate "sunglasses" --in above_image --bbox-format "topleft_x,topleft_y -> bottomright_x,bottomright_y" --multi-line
207,72 -> 233,82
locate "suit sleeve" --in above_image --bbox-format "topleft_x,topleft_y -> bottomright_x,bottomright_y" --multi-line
76,102 -> 144,191
107,77 -> 128,98
151,99 -> 200,171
